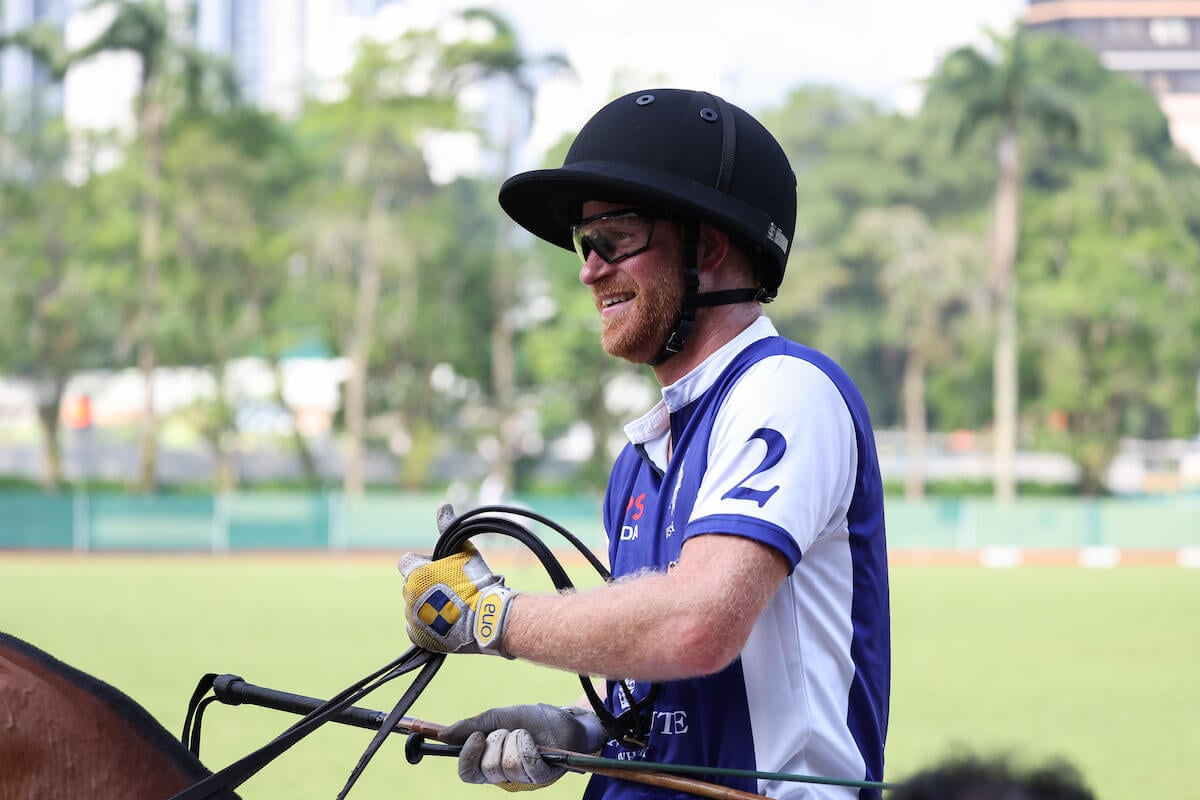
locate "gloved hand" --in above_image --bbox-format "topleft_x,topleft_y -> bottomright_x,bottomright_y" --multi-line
441,704 -> 607,790
399,504 -> 516,657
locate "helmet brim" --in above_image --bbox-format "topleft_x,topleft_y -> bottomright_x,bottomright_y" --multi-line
499,159 -> 774,257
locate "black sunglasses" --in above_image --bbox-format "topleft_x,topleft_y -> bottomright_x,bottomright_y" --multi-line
570,208 -> 665,265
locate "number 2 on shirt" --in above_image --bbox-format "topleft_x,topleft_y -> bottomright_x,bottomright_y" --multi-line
720,428 -> 784,507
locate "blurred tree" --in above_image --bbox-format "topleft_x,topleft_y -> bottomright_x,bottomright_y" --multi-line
1016,46 -> 1200,492
380,179 -> 499,491
1022,159 -> 1200,491
163,109 -> 306,490
290,35 -> 462,495
758,88 -> 897,422
759,88 -> 880,332
847,206 -> 986,497
2,13 -> 1196,499
0,119 -> 122,490
761,87 -> 995,431
290,8 -> 567,495
924,27 -> 1084,501
0,0 -> 239,492
424,7 -> 572,496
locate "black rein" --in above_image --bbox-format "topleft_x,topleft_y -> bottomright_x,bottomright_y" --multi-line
169,504 -> 608,800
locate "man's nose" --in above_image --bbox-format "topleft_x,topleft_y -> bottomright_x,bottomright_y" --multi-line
579,251 -> 613,286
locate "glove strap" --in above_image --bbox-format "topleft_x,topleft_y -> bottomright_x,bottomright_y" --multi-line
561,706 -> 607,753
473,585 -> 516,659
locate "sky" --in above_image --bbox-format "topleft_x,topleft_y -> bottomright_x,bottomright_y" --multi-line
471,0 -> 1029,168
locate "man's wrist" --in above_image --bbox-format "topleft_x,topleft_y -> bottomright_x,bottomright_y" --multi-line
474,584 -> 517,658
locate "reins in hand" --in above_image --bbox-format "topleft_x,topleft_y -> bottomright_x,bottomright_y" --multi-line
171,503 -> 612,800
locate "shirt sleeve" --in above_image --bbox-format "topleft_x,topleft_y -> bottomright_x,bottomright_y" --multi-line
684,354 -> 858,567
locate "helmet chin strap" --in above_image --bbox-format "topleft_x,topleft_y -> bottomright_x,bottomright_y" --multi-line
648,222 -> 765,366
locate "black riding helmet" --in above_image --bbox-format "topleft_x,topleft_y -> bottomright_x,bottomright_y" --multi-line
499,88 -> 798,363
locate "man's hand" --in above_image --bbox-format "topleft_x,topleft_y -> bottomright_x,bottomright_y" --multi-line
399,506 -> 516,656
441,704 -> 606,790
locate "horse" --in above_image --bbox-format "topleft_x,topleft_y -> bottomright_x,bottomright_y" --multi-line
0,631 -> 239,800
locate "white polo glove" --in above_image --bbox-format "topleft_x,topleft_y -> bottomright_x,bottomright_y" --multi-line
441,704 -> 606,791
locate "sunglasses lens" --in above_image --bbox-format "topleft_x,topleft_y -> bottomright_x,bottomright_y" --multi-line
571,212 -> 655,264
572,230 -> 602,263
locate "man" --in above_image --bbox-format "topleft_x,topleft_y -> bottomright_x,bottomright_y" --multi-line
399,88 -> 890,799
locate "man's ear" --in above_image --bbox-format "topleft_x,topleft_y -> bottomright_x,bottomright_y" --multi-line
697,223 -> 731,270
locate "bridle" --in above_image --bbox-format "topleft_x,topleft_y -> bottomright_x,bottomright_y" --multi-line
170,504 -> 660,800
169,504 -> 895,799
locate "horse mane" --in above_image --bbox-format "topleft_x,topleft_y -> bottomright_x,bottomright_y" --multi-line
0,630 -> 239,799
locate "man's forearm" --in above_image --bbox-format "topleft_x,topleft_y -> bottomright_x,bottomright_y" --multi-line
501,533 -> 787,681
502,571 -> 724,681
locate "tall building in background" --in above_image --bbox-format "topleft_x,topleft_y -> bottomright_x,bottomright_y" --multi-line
3,0 -> 419,130
197,0 -> 303,117
194,0 -> 411,117
1024,0 -> 1200,161
0,0 -> 70,129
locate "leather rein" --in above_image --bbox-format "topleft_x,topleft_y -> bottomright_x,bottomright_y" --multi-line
169,504 -> 647,800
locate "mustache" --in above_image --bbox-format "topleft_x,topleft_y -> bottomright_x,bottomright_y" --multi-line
590,278 -> 638,300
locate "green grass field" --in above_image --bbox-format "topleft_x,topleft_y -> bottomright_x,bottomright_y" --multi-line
1,555 -> 1196,799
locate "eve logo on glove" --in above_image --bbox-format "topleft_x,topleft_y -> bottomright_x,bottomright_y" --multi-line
478,600 -> 498,638
474,586 -> 510,649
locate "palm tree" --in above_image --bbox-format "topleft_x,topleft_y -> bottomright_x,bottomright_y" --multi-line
428,8 -> 571,497
925,27 -> 1082,502
75,1 -> 236,492
7,2 -> 236,490
294,30 -> 471,495
0,26 -> 79,491
310,9 -> 568,497
0,120 -> 122,491
2,0 -> 236,492
851,206 -> 986,498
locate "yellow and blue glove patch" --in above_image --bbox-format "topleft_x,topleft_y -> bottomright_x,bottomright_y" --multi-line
417,588 -> 461,636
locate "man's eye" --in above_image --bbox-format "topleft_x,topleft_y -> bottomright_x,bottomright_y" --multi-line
605,225 -> 641,239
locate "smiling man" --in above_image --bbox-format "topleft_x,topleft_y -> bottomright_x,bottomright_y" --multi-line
398,88 -> 891,799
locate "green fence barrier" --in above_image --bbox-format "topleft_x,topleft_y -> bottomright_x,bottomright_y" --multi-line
88,494 -> 215,551
0,492 -> 1196,553
337,494 -> 444,549
0,492 -> 76,549
224,492 -> 330,550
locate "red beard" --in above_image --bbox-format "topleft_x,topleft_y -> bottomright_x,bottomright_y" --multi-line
592,265 -> 684,364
